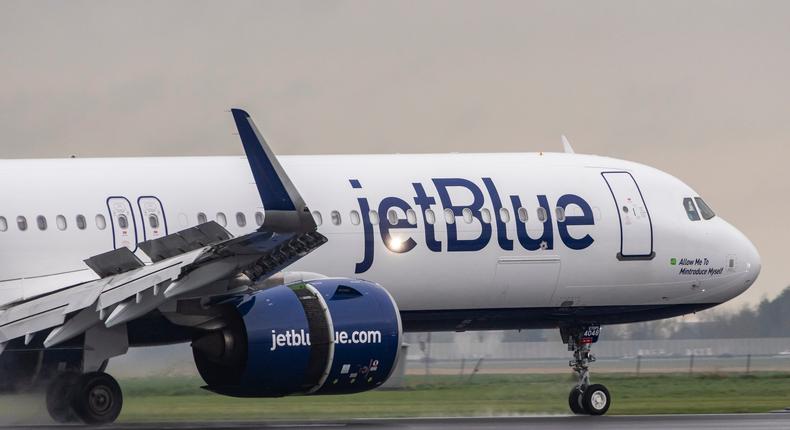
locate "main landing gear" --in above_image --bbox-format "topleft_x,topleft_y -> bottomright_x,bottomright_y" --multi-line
46,371 -> 123,425
562,325 -> 611,416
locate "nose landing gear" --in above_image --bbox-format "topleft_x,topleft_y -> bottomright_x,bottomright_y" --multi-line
45,371 -> 123,425
563,325 -> 611,416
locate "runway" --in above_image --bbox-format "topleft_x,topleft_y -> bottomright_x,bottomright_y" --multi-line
4,413 -> 790,430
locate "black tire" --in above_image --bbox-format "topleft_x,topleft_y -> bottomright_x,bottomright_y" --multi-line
568,386 -> 586,415
582,383 -> 611,416
46,372 -> 80,423
70,372 -> 123,425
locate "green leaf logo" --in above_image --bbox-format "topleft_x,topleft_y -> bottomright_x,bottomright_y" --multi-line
670,258 -> 677,266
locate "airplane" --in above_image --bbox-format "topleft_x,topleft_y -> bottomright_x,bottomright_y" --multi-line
0,109 -> 760,424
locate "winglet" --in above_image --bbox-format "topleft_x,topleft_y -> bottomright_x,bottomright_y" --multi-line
231,109 -> 317,233
561,135 -> 575,154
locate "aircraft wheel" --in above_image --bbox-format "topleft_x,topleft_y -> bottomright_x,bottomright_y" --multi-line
582,384 -> 610,416
568,386 -> 586,415
70,372 -> 123,425
46,372 -> 80,423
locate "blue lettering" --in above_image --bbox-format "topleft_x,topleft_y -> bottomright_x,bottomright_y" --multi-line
351,177 -> 596,272
482,177 -> 513,251
412,183 -> 442,252
432,178 -> 492,252
556,194 -> 595,250
510,194 -> 553,251
378,197 -> 418,253
354,180 -> 375,274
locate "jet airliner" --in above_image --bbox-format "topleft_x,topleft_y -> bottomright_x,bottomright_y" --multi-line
0,110 -> 760,423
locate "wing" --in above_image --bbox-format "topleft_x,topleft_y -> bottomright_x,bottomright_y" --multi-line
0,109 -> 326,355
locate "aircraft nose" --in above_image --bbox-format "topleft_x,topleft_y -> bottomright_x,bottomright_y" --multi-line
744,236 -> 761,282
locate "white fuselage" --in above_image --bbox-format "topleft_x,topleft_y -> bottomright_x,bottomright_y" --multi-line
0,153 -> 760,325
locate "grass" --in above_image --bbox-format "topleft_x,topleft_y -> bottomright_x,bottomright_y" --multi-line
110,372 -> 790,422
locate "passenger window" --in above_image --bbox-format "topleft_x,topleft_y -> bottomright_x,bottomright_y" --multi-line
312,211 -> 323,226
406,209 -> 417,225
555,207 -> 566,222
95,214 -> 107,230
56,215 -> 67,231
236,212 -> 246,227
149,214 -> 160,229
197,212 -> 208,224
462,208 -> 473,224
350,210 -> 361,225
255,211 -> 264,226
216,212 -> 227,227
386,209 -> 398,225
117,214 -> 129,229
369,210 -> 380,225
481,208 -> 491,224
537,207 -> 547,222
517,207 -> 528,223
76,215 -> 87,230
17,216 -> 27,231
0,216 -> 6,232
331,210 -> 342,226
499,207 -> 511,223
683,198 -> 700,221
694,197 -> 716,220
37,215 -> 48,231
425,209 -> 436,225
444,208 -> 455,224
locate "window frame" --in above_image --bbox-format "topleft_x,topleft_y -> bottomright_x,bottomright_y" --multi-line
331,210 -> 342,226
36,215 -> 48,231
76,214 -> 87,230
694,197 -> 716,220
56,215 -> 68,231
235,212 -> 247,227
683,197 -> 701,221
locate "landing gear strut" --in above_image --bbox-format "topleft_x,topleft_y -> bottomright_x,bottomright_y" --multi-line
45,371 -> 123,425
562,325 -> 611,416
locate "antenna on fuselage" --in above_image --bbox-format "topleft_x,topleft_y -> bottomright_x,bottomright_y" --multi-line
561,135 -> 575,154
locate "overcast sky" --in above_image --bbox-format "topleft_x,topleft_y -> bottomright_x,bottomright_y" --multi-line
1,1 -> 788,310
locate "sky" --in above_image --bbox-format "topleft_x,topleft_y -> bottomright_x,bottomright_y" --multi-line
1,0 -> 788,310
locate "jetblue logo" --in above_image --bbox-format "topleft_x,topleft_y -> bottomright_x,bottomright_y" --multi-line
352,177 -> 595,273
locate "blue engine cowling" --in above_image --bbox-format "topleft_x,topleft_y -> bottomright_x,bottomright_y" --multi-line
192,278 -> 402,397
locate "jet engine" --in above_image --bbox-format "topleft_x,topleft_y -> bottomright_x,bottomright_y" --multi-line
192,278 -> 402,397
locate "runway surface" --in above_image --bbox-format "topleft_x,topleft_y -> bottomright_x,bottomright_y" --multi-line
4,413 -> 790,430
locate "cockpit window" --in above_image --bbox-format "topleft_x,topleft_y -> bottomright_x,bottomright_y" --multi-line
694,197 -> 716,220
683,198 -> 700,221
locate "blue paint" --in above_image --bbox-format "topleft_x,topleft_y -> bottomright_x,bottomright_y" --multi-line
377,197 -> 417,253
556,194 -> 595,250
482,177 -> 514,251
510,194 -> 553,251
412,182 -> 442,252
432,178 -> 492,252
232,109 -> 296,211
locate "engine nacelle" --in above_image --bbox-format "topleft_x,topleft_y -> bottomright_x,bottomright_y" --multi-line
192,278 -> 402,397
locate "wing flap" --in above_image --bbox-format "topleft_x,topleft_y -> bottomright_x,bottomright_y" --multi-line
84,247 -> 145,278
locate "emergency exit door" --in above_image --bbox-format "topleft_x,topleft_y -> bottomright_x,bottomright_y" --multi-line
138,196 -> 168,241
601,172 -> 654,260
107,196 -> 138,251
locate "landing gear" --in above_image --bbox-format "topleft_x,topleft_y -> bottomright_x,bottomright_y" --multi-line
562,326 -> 611,416
46,372 -> 80,423
45,371 -> 123,425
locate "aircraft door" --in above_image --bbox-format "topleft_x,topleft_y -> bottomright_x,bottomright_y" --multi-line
106,197 -> 138,251
601,172 -> 654,260
138,196 -> 168,241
